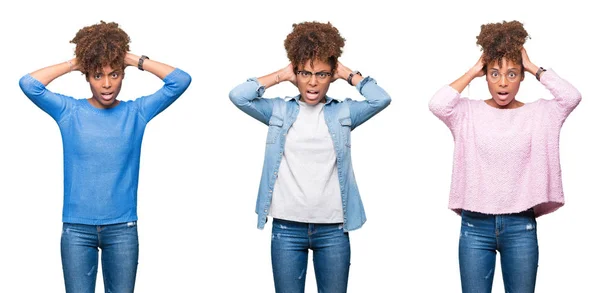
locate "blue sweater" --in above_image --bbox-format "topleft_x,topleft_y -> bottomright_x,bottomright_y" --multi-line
19,69 -> 192,225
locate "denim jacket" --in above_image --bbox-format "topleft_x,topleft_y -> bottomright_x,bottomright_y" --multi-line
229,77 -> 391,231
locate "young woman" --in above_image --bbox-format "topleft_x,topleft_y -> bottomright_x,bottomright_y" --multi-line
229,21 -> 391,293
19,21 -> 191,292
429,21 -> 581,292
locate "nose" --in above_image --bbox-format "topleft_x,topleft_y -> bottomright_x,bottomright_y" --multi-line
498,75 -> 508,87
102,76 -> 112,89
308,74 -> 318,86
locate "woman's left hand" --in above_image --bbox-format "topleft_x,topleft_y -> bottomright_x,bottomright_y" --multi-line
333,61 -> 352,82
124,53 -> 139,67
520,47 -> 538,76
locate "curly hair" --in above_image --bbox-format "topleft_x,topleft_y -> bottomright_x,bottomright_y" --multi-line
476,20 -> 530,71
284,21 -> 345,72
70,21 -> 130,75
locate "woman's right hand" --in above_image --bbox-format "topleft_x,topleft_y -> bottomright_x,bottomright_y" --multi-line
257,63 -> 297,89
68,58 -> 82,72
280,63 -> 297,87
468,55 -> 485,79
449,54 -> 485,93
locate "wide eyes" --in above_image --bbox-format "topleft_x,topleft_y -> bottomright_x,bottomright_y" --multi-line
488,70 -> 519,83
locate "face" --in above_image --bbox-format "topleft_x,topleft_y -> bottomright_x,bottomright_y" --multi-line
296,59 -> 333,105
485,58 -> 524,108
86,65 -> 124,109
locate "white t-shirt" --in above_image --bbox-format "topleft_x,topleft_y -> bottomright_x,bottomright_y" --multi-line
269,101 -> 343,223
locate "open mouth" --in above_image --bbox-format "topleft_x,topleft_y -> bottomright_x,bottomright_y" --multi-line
100,92 -> 114,101
497,92 -> 509,100
305,90 -> 320,101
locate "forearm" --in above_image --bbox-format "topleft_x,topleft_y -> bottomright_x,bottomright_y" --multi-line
126,53 -> 175,80
336,64 -> 364,86
449,70 -> 478,93
30,58 -> 77,86
257,67 -> 295,90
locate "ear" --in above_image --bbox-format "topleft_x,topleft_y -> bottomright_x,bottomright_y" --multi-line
85,73 -> 90,82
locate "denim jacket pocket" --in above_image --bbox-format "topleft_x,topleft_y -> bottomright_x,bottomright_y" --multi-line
266,115 -> 284,144
339,117 -> 352,147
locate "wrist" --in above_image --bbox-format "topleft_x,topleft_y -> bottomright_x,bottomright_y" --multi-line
465,70 -> 480,81
137,55 -> 149,71
124,53 -> 139,67
346,70 -> 362,86
535,67 -> 546,81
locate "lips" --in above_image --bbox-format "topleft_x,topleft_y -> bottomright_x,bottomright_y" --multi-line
305,90 -> 319,101
100,92 -> 114,101
497,92 -> 509,100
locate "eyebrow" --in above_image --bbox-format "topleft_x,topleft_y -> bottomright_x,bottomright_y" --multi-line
94,70 -> 121,75
489,68 -> 520,71
299,70 -> 332,73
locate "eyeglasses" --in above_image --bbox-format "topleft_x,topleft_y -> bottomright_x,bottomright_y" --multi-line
296,70 -> 332,81
487,70 -> 521,83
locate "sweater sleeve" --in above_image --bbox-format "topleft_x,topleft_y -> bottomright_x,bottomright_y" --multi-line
137,68 -> 192,122
345,77 -> 392,130
539,69 -> 582,123
428,85 -> 465,131
19,74 -> 72,123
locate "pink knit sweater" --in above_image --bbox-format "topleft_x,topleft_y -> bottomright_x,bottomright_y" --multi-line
429,69 -> 581,217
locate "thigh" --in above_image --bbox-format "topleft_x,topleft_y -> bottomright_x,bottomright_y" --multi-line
458,210 -> 497,293
311,223 -> 350,293
61,223 -> 100,293
499,212 -> 539,293
271,219 -> 310,293
100,221 -> 139,293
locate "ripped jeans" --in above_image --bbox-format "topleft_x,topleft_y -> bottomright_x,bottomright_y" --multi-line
61,221 -> 139,293
271,218 -> 351,293
459,209 -> 538,293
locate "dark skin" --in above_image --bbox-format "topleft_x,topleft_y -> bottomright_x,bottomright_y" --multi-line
450,47 -> 543,109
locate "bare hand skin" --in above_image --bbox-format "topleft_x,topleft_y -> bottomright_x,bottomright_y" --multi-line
333,61 -> 363,86
450,54 -> 485,93
520,47 -> 540,77
30,58 -> 81,86
257,63 -> 297,90
124,52 -> 175,80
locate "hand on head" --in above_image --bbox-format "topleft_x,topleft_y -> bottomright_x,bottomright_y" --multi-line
469,55 -> 486,79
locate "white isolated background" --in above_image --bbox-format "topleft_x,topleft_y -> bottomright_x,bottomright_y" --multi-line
1,0 -> 597,292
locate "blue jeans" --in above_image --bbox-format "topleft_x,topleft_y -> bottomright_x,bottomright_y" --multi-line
61,222 -> 139,293
459,209 -> 538,293
271,218 -> 351,293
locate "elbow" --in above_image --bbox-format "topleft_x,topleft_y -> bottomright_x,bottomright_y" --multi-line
19,75 -> 32,92
19,74 -> 41,97
228,87 -> 245,106
380,94 -> 392,108
182,72 -> 192,89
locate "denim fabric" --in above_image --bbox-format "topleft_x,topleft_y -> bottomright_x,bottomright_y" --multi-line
271,218 -> 350,293
229,77 -> 391,231
61,221 -> 139,293
459,209 -> 538,293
